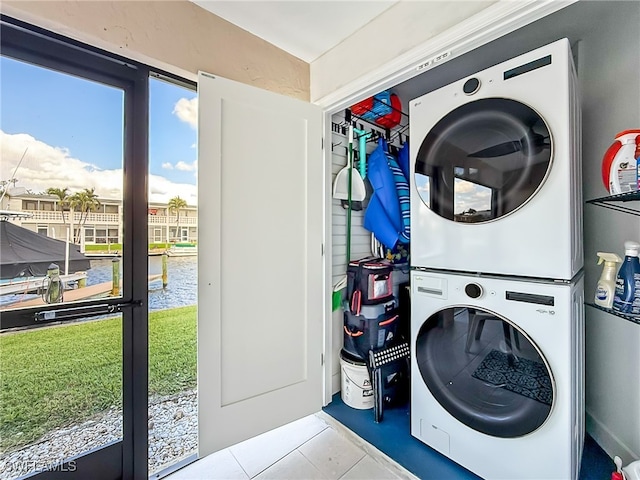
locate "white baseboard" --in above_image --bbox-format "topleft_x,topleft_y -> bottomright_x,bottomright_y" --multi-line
586,410 -> 639,463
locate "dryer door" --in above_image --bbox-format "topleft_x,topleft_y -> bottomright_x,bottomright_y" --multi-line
414,98 -> 551,223
415,306 -> 554,438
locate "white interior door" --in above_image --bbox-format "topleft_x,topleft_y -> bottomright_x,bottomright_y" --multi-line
197,72 -> 324,456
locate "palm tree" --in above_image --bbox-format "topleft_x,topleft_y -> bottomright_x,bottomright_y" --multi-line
168,196 -> 188,242
69,188 -> 101,242
46,187 -> 70,224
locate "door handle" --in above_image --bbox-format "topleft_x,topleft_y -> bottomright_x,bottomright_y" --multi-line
34,300 -> 143,322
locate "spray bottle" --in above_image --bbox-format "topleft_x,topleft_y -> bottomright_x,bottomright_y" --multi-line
612,241 -> 640,314
595,252 -> 622,308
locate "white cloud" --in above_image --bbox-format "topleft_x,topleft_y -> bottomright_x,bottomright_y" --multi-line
1,130 -> 197,205
148,173 -> 197,205
173,97 -> 198,129
162,162 -> 174,170
416,174 -> 430,194
454,179 -> 476,194
175,160 -> 198,172
473,190 -> 491,200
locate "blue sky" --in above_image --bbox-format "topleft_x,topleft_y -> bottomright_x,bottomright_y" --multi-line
0,55 -> 198,204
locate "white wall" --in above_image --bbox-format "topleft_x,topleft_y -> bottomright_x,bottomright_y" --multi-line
579,1 -> 640,463
1,0 -> 310,100
310,0 -> 496,102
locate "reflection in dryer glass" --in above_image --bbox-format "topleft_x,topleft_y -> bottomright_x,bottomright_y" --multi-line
414,98 -> 552,223
415,307 -> 553,438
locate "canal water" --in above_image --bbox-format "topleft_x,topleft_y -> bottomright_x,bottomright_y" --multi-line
1,255 -> 197,310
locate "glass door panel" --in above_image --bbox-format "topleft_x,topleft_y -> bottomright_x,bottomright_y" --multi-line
0,29 -> 136,478
0,313 -> 123,478
0,55 -> 124,314
147,77 -> 198,475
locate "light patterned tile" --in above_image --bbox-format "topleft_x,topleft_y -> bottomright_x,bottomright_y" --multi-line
254,450 -> 327,480
340,455 -> 400,480
298,428 -> 366,480
229,414 -> 328,477
166,448 -> 249,480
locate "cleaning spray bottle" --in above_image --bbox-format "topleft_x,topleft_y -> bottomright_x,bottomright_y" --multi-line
612,241 -> 640,314
595,252 -> 622,308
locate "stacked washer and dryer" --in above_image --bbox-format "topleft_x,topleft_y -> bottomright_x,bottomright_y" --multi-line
408,39 -> 585,479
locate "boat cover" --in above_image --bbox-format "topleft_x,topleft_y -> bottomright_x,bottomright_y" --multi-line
0,220 -> 91,279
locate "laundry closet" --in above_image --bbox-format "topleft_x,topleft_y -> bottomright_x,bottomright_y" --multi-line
325,1 -> 640,478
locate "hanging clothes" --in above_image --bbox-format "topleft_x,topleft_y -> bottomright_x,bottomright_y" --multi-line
364,138 -> 411,250
398,141 -> 410,182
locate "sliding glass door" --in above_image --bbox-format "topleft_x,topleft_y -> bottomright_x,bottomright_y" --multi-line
1,17 -> 149,479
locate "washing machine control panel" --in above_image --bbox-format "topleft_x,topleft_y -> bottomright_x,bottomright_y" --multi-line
464,283 -> 483,298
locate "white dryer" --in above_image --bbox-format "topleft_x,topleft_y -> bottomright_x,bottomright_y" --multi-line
409,38 -> 582,280
410,270 -> 584,480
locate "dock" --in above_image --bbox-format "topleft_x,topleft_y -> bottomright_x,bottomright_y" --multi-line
0,272 -> 88,297
7,274 -> 163,308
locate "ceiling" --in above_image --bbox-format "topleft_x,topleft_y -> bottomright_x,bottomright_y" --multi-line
191,1 -> 398,63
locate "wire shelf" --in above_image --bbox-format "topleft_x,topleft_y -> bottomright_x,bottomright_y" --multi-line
586,191 -> 640,215
585,302 -> 640,325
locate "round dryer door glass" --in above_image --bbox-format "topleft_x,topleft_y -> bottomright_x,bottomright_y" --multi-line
415,306 -> 554,438
414,98 -> 552,223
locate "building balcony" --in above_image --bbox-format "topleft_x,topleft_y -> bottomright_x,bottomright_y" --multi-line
19,210 -> 197,226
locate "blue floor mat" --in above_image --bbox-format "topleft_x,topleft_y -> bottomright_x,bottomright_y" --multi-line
322,393 -> 613,479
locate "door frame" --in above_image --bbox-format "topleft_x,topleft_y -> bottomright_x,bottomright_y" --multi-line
0,15 -> 148,479
316,0 -> 577,405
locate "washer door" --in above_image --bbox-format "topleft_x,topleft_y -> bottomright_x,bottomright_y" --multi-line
414,98 -> 552,223
415,306 -> 554,438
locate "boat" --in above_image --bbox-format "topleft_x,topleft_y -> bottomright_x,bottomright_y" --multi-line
0,272 -> 88,296
1,219 -> 92,303
166,243 -> 198,257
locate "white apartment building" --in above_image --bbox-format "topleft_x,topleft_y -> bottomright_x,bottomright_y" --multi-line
0,191 -> 197,248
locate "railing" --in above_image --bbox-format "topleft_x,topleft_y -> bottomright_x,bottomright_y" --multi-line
19,210 -> 197,226
149,216 -> 198,225
25,211 -> 120,223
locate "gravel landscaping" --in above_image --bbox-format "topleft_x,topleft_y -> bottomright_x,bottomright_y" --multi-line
0,389 -> 197,479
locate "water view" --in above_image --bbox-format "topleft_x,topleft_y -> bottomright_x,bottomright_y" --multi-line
0,255 -> 197,310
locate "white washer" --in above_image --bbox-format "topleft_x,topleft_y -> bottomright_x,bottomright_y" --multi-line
410,270 -> 584,480
409,38 -> 582,280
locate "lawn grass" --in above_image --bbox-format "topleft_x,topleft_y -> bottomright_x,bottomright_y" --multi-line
0,305 -> 196,453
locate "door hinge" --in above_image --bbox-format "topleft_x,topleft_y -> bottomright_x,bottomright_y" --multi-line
321,353 -> 324,366
321,243 -> 324,256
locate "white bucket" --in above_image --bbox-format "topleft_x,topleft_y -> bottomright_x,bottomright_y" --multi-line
340,351 -> 374,410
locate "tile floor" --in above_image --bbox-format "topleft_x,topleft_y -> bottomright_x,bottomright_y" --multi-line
166,412 -> 417,480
